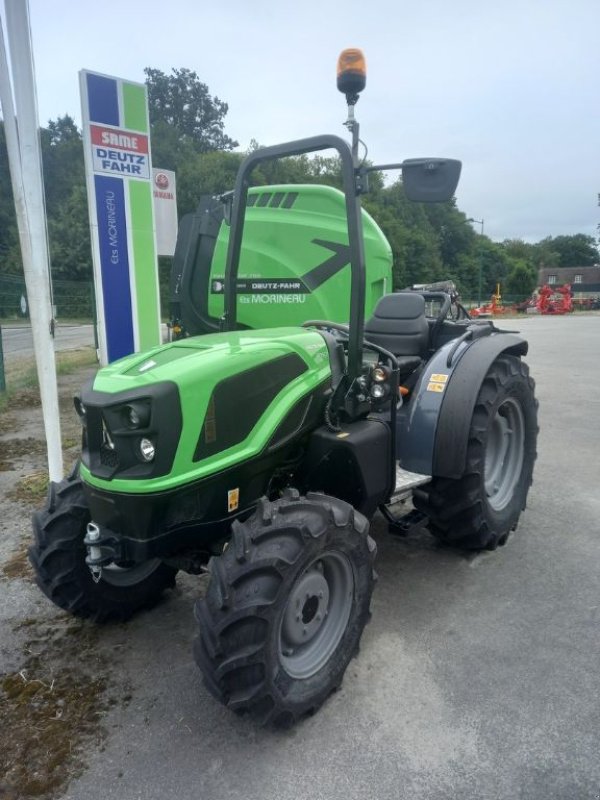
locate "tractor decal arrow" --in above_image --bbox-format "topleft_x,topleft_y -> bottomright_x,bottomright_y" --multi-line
210,239 -> 352,294
301,239 -> 352,291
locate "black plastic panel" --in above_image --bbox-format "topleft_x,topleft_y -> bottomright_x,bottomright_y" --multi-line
82,444 -> 303,561
298,418 -> 392,517
79,380 -> 182,480
193,353 -> 308,461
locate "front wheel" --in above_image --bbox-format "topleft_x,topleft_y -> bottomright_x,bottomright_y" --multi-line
29,469 -> 177,622
194,490 -> 376,727
413,354 -> 538,550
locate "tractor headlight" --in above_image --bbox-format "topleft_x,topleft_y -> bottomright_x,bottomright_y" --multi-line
139,437 -> 156,462
370,383 -> 389,400
371,365 -> 390,383
124,401 -> 151,429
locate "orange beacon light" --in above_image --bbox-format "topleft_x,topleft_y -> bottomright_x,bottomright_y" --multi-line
336,48 -> 367,98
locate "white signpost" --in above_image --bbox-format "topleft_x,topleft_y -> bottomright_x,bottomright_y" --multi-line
152,168 -> 178,257
0,0 -> 63,481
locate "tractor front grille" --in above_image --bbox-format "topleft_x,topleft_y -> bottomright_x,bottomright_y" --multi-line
100,444 -> 119,469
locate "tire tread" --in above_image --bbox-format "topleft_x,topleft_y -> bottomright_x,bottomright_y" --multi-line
194,493 -> 375,727
28,469 -> 176,622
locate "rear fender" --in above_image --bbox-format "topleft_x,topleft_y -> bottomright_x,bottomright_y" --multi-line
397,332 -> 528,478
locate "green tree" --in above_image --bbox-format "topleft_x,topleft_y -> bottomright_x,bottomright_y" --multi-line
499,239 -> 538,297
505,260 -> 537,297
533,238 -> 560,269
422,205 -> 475,269
175,150 -> 243,216
41,115 -> 84,210
145,68 -> 238,158
476,240 -> 512,298
364,181 -> 443,289
47,184 -> 91,280
500,238 -> 536,262
148,119 -> 198,172
39,115 -> 91,280
535,234 -> 599,268
453,252 -> 479,298
0,122 -> 20,274
254,154 -> 342,189
0,116 -> 91,279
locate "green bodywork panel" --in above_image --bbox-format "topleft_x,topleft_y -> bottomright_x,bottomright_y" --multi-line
80,327 -> 332,495
208,184 -> 392,327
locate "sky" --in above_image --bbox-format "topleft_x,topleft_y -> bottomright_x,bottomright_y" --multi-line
4,0 -> 600,243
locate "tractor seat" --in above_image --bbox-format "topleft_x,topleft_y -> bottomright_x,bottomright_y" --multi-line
364,293 -> 429,375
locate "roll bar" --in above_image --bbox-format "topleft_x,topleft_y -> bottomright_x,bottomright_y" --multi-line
222,134 -> 367,381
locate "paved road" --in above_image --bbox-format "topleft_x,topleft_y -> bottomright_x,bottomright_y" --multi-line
1,322 -> 170,359
12,315 -> 600,799
1,323 -> 95,359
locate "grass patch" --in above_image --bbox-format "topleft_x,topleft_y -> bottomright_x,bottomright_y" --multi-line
0,618 -> 117,799
0,438 -> 47,460
7,470 -> 49,506
0,348 -> 97,414
55,348 -> 98,376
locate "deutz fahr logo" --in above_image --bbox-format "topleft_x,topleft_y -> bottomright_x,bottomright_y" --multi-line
210,240 -> 352,296
90,124 -> 150,178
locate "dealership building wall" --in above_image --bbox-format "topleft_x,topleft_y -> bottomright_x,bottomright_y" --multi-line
538,265 -> 600,296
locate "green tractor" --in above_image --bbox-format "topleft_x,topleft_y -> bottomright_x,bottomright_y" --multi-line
29,50 -> 538,726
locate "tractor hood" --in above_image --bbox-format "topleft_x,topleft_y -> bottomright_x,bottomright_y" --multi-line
78,327 -> 332,494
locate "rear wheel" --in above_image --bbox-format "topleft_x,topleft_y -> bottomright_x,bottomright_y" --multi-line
29,468 -> 177,622
194,490 -> 376,727
413,354 -> 538,550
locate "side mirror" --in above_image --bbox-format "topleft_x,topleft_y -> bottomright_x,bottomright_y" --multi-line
402,158 -> 461,203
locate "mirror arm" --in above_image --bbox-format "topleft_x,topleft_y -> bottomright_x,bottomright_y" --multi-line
356,162 -> 405,195
361,162 -> 405,174
362,158 -> 454,175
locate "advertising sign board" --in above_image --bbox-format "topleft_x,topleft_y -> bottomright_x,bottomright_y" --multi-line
80,70 -> 161,364
152,168 -> 178,256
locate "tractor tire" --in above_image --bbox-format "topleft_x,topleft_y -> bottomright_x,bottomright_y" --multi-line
29,467 -> 177,622
194,490 -> 376,727
413,354 -> 538,551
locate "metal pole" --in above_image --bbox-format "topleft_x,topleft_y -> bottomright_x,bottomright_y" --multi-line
1,2 -> 63,480
470,217 -> 484,306
479,219 -> 484,306
0,325 -> 6,393
345,103 -> 360,168
90,282 -> 99,352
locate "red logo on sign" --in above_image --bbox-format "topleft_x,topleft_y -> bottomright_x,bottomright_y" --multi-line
90,125 -> 149,154
155,172 -> 169,190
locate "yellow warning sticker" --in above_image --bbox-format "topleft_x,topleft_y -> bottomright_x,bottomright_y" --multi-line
430,373 -> 449,383
227,488 -> 240,513
427,382 -> 446,393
